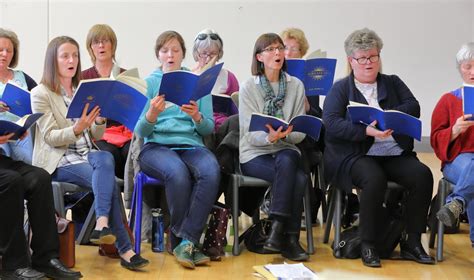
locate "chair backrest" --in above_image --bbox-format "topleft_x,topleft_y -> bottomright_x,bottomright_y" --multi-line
215,114 -> 240,175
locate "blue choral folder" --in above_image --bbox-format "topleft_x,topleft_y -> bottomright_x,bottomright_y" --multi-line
159,63 -> 224,106
1,83 -> 32,117
347,104 -> 422,141
462,85 -> 474,120
286,58 -> 336,96
0,113 -> 43,140
66,79 -> 147,130
249,113 -> 322,140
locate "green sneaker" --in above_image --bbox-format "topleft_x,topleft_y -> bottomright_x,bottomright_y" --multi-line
173,242 -> 195,269
193,247 -> 210,266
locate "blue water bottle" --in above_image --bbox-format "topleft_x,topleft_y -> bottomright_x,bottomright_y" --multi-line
151,208 -> 164,252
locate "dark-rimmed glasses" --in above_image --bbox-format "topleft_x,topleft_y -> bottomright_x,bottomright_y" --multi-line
352,55 -> 380,64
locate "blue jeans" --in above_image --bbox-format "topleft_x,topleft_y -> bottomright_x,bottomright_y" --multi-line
443,152 -> 474,242
52,151 -> 132,254
138,143 -> 220,245
241,149 -> 307,234
0,133 -> 33,164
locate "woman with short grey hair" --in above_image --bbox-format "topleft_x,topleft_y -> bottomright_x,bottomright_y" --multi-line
192,29 -> 239,131
323,28 -> 435,267
431,42 -> 474,248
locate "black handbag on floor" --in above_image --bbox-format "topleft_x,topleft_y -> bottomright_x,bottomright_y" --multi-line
242,219 -> 278,254
332,226 -> 361,259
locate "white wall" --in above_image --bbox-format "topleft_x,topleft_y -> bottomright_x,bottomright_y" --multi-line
0,0 -> 472,137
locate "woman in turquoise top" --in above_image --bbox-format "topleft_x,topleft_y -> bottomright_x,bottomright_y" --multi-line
135,30 -> 220,269
0,28 -> 36,163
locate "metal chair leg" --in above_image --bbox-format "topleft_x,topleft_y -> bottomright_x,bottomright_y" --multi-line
304,182 -> 314,254
232,175 -> 240,256
436,179 -> 447,262
323,186 -> 335,244
333,188 -> 342,258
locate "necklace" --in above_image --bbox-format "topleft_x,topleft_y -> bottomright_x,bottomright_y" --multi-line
0,70 -> 12,84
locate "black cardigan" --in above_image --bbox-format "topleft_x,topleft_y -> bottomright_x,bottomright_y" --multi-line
322,72 -> 419,192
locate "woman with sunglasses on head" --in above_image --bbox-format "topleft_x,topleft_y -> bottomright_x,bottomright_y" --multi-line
81,24 -> 131,180
31,36 -> 149,271
0,28 -> 36,164
135,30 -> 220,269
192,28 -> 239,131
323,28 -> 434,267
239,33 -> 309,261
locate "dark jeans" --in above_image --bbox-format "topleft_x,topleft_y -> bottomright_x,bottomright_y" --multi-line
139,143 -> 220,245
95,140 -> 130,179
241,149 -> 307,234
350,155 -> 433,244
0,155 -> 58,270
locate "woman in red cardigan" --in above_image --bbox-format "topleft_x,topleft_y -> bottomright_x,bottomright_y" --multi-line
431,42 -> 474,247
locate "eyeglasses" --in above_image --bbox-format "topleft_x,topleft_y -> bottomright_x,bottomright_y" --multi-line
285,47 -> 300,53
198,51 -> 218,59
261,46 -> 286,53
352,55 -> 380,64
92,39 -> 110,46
196,33 -> 221,42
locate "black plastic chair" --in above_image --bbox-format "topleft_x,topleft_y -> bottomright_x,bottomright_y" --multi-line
323,181 -> 405,258
230,166 -> 314,256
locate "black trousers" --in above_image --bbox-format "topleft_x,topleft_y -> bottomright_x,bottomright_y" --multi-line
95,140 -> 130,179
350,154 -> 433,244
0,155 -> 58,270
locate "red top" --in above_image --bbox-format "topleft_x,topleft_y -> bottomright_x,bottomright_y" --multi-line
430,89 -> 474,169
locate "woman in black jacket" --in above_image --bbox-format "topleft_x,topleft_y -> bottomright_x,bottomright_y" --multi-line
323,28 -> 434,268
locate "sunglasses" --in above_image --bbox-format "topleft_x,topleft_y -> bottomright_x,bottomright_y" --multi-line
196,33 -> 222,43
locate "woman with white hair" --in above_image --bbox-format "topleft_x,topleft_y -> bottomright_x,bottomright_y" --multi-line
431,42 -> 474,248
323,28 -> 434,267
192,28 -> 239,130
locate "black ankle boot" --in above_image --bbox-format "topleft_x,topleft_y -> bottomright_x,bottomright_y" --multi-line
281,234 -> 309,261
264,220 -> 284,252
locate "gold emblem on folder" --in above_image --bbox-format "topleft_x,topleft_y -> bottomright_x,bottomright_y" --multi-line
308,67 -> 327,81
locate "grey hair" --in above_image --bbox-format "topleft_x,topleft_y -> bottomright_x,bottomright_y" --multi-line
344,28 -> 383,56
456,42 -> 474,70
192,28 -> 224,62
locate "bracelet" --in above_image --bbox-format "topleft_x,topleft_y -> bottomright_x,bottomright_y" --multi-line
195,114 -> 203,124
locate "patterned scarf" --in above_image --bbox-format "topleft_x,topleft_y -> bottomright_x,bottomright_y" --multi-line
261,72 -> 286,118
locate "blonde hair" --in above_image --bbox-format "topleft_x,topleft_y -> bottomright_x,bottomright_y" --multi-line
85,24 -> 118,64
280,27 -> 309,57
0,28 -> 20,68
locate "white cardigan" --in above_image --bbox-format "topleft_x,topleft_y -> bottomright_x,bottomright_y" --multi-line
31,84 -> 105,174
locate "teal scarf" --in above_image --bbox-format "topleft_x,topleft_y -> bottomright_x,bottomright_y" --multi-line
261,72 -> 286,119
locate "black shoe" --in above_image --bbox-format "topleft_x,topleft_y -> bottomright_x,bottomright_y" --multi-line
263,220 -> 284,252
33,258 -> 82,279
281,234 -> 309,261
0,267 -> 45,279
120,254 -> 150,271
361,247 -> 381,268
90,227 -> 116,245
400,241 -> 435,264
